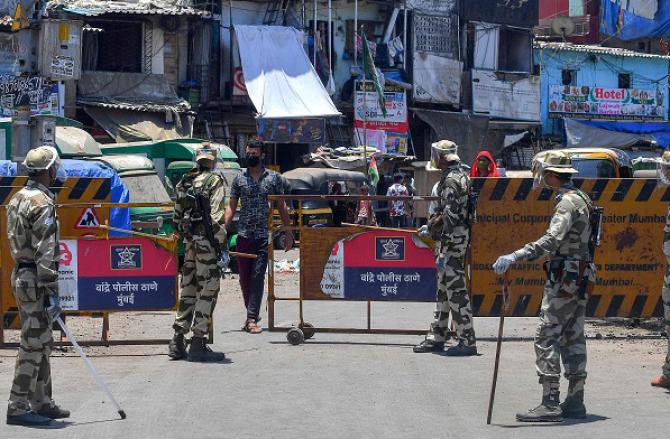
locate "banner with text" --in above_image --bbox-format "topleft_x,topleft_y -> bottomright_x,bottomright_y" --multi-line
57,237 -> 177,311
470,177 -> 667,318
354,81 -> 408,155
548,84 -> 665,120
320,230 -> 436,301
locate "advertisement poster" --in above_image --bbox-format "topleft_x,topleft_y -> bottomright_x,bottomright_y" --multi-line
472,69 -> 541,122
354,81 -> 409,154
0,74 -> 62,117
256,118 -> 325,144
320,230 -> 436,301
548,84 -> 665,120
56,237 -> 177,311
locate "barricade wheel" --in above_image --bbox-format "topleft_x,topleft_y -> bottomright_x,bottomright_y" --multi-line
300,322 -> 315,339
287,328 -> 304,345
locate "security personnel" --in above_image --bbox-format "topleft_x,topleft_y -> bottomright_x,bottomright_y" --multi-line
493,151 -> 596,422
6,146 -> 69,426
652,151 -> 670,389
168,145 -> 228,362
414,140 -> 477,356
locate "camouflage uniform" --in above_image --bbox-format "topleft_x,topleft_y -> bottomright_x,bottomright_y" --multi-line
6,180 -> 59,416
424,165 -> 476,348
172,168 -> 227,338
661,206 -> 670,379
514,185 -> 595,382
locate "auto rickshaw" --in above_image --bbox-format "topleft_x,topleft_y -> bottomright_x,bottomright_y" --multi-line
278,168 -> 368,247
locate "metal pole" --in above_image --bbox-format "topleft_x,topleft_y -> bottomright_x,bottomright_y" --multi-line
229,0 -> 234,111
313,0 -> 317,64
56,316 -> 127,420
403,0 -> 407,70
487,279 -> 510,425
354,0 -> 358,66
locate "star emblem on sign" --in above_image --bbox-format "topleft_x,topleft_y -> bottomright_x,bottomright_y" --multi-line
117,247 -> 136,265
382,239 -> 400,258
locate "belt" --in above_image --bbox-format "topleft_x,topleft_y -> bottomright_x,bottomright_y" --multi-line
16,262 -> 36,269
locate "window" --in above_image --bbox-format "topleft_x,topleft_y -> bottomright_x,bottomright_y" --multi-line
497,27 -> 532,73
82,21 -> 143,72
619,73 -> 631,89
562,69 -> 576,86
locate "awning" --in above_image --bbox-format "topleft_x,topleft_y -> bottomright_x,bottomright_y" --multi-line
564,118 -> 670,149
47,0 -> 210,17
412,109 -> 491,165
234,25 -> 340,119
77,72 -> 190,113
84,106 -> 192,142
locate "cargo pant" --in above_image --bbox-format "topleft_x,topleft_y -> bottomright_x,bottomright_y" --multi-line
426,238 -> 477,347
7,268 -> 55,416
661,266 -> 670,378
535,259 -> 595,382
173,238 -> 220,338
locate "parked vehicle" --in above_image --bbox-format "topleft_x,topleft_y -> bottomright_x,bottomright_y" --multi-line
280,167 -> 368,247
532,148 -> 633,178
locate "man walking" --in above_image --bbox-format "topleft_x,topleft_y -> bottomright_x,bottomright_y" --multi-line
386,174 -> 409,228
6,146 -> 69,426
652,151 -> 670,389
168,144 -> 228,362
225,139 -> 293,334
493,151 -> 596,422
414,140 -> 477,356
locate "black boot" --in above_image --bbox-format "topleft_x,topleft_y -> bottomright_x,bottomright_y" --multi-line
516,378 -> 563,422
187,336 -> 225,362
413,339 -> 444,353
6,411 -> 52,426
168,333 -> 187,360
37,405 -> 70,419
560,377 -> 586,419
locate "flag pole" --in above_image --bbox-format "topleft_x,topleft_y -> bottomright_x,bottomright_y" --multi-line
361,25 -> 368,176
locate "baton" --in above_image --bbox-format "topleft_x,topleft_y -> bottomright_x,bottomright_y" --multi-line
96,225 -> 257,259
55,316 -> 127,420
486,277 -> 510,425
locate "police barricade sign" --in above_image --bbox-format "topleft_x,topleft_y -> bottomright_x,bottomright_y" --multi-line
301,227 -> 436,301
470,178 -> 666,318
58,237 -> 177,311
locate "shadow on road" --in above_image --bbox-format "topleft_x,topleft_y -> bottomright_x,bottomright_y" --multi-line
492,414 -> 609,428
268,340 -> 416,348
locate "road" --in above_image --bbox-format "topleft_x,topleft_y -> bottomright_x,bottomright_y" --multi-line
0,260 -> 668,438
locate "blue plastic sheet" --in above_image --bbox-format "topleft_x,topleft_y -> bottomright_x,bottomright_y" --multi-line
0,159 -> 131,233
577,120 -> 670,148
601,0 -> 670,40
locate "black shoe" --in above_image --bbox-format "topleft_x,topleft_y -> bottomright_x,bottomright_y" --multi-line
168,333 -> 187,360
6,411 -> 52,426
413,340 -> 444,353
187,336 -> 226,362
516,404 -> 563,422
36,405 -> 70,419
444,343 -> 477,357
560,401 -> 586,419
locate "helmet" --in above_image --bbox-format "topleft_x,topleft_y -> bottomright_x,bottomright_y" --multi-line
531,151 -> 578,189
195,143 -> 218,162
657,151 -> 670,186
427,140 -> 460,171
23,146 -> 61,172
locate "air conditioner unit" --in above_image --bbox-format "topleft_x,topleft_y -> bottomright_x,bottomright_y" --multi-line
38,19 -> 83,81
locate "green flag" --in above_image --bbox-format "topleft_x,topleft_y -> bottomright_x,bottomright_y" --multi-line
368,156 -> 380,186
361,31 -> 387,118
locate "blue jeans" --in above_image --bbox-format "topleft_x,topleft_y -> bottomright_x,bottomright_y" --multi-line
236,236 -> 269,321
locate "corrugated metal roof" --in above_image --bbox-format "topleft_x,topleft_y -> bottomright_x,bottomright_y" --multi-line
47,0 -> 210,18
78,99 -> 192,113
534,41 -> 670,60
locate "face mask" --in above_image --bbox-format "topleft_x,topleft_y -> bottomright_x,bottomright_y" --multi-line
246,155 -> 261,167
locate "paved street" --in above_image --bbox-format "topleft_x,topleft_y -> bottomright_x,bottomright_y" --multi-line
0,264 -> 668,438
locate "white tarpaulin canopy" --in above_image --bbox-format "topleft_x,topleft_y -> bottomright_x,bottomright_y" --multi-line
234,25 -> 340,119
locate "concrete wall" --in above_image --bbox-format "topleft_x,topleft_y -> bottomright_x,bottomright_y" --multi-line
534,48 -> 670,136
